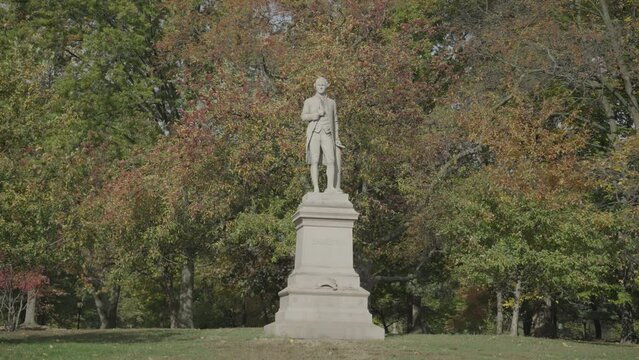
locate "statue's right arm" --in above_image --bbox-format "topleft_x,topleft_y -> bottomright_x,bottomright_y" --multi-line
301,100 -> 318,122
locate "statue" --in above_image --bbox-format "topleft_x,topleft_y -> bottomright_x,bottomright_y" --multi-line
266,78 -> 384,339
264,77 -> 384,340
301,77 -> 345,193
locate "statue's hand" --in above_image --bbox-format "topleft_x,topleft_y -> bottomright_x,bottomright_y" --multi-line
335,140 -> 345,149
314,113 -> 322,121
317,109 -> 325,117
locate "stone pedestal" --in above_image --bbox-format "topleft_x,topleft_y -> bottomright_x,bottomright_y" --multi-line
264,192 -> 384,340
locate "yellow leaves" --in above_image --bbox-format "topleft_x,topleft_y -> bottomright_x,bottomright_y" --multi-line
452,80 -> 592,198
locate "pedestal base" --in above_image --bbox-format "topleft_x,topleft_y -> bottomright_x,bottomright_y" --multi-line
265,320 -> 384,340
264,192 -> 384,340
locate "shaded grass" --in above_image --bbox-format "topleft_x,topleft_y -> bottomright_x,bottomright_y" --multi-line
1,328 -> 638,360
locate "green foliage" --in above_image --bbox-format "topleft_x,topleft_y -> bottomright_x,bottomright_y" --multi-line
434,171 -> 609,301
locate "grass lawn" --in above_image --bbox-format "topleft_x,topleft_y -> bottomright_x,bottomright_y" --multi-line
1,328 -> 638,360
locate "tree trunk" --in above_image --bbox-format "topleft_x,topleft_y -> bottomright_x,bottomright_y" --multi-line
583,320 -> 589,340
107,285 -> 120,328
495,290 -> 503,335
13,295 -> 24,331
599,0 -> 639,130
619,302 -> 638,344
241,298 -> 247,327
510,279 -> 521,336
591,301 -> 602,340
169,310 -> 178,329
534,295 -> 558,338
178,259 -> 194,328
94,285 -> 120,329
550,297 -> 558,338
380,311 -> 388,334
259,293 -> 270,323
600,92 -> 617,144
20,290 -> 39,328
406,294 -> 414,333
161,264 -> 178,329
372,305 -> 389,334
94,292 -> 110,329
594,319 -> 602,340
522,300 -> 533,336
411,296 -> 423,333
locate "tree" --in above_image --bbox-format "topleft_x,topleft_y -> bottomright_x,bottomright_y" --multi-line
592,135 -> 639,343
0,261 -> 48,331
2,0 -> 637,336
411,0 -> 638,340
1,0 -> 181,328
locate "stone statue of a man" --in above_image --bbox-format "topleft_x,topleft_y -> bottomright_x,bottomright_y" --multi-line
301,77 -> 344,193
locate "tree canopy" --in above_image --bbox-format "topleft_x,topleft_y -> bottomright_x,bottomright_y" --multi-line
0,0 -> 637,342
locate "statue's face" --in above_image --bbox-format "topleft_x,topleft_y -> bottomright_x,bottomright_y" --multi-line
315,83 -> 327,95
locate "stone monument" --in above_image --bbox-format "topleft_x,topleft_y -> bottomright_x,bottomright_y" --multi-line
264,78 -> 384,340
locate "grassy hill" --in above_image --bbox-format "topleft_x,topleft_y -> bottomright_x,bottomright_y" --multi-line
1,328 -> 638,360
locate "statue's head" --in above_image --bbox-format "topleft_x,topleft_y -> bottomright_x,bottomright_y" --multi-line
314,77 -> 329,94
